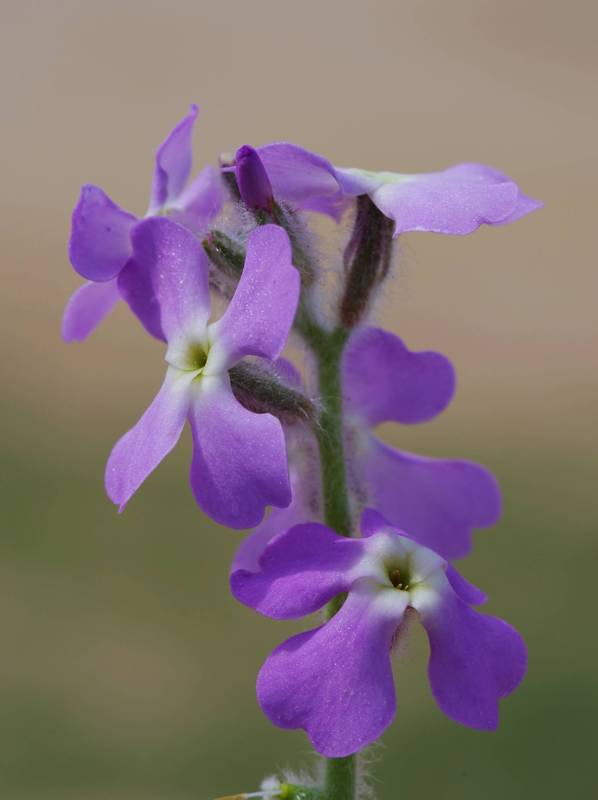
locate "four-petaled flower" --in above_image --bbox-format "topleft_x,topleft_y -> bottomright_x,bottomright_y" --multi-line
255,142 -> 542,233
231,510 -> 526,757
105,219 -> 300,528
63,105 -> 223,342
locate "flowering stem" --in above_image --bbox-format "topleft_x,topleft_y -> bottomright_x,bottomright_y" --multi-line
311,327 -> 352,537
308,325 -> 357,800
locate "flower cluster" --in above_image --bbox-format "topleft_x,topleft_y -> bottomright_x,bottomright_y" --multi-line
65,105 -> 540,765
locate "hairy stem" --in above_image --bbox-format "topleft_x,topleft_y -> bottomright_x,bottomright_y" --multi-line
309,325 -> 356,800
312,327 -> 352,537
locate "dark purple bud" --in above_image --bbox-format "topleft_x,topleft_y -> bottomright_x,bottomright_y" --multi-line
235,145 -> 274,212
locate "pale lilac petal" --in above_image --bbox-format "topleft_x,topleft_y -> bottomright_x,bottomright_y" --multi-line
369,163 -> 537,237
62,279 -> 120,342
122,217 -> 211,343
445,564 -> 487,606
149,104 -> 199,213
257,143 -> 342,207
231,523 -> 363,619
69,185 -> 137,281
450,164 -> 543,225
188,376 -> 291,529
208,225 -> 299,368
257,581 -> 407,757
105,368 -> 194,511
231,469 -> 309,573
171,164 -> 224,232
420,589 -> 527,730
358,440 -> 501,559
343,327 -> 455,426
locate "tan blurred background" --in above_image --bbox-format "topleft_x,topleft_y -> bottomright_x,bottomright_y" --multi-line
1,1 -> 596,797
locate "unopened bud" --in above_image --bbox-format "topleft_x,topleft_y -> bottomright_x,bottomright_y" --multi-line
235,145 -> 274,213
339,195 -> 394,328
229,362 -> 315,425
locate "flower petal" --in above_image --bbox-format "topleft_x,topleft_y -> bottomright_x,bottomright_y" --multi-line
419,588 -> 527,730
62,279 -> 120,342
171,164 -> 224,233
231,466 -> 311,573
231,522 -> 363,619
369,163 -> 539,237
257,580 -> 407,757
105,368 -> 194,511
148,104 -> 199,213
231,423 -> 318,574
188,376 -> 291,529
208,225 -> 299,369
117,258 -> 164,342
357,439 -> 501,559
343,327 -> 455,426
257,142 -> 341,207
231,504 -> 302,575
69,185 -> 137,281
122,217 -> 211,344
445,564 -> 487,606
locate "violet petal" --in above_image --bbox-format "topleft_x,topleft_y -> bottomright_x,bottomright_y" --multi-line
208,225 -> 299,368
257,580 -> 406,757
124,217 -> 211,343
231,522 -> 363,619
69,185 -> 137,281
343,327 -> 455,426
257,142 -> 342,207
420,588 -> 527,729
188,376 -> 291,529
105,368 -> 194,510
149,104 -> 199,213
358,439 -> 501,559
62,279 -> 120,342
172,164 -> 224,233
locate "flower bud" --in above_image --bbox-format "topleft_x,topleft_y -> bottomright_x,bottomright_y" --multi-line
339,195 -> 394,328
229,362 -> 315,426
235,145 -> 274,212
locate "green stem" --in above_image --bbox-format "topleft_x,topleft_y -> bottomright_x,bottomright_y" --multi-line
309,325 -> 356,800
312,327 -> 352,537
323,758 -> 357,800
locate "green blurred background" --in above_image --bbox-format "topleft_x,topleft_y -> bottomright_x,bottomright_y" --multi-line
1,1 -> 596,797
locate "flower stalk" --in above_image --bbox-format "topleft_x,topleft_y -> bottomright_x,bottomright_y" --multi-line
309,323 -> 356,799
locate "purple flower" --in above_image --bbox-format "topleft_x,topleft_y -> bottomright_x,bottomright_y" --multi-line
343,327 -> 501,559
63,105 -> 223,342
105,218 -> 300,528
256,142 -> 542,235
231,510 -> 526,757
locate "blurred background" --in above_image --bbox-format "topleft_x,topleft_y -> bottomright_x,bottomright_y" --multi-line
1,1 -> 596,797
